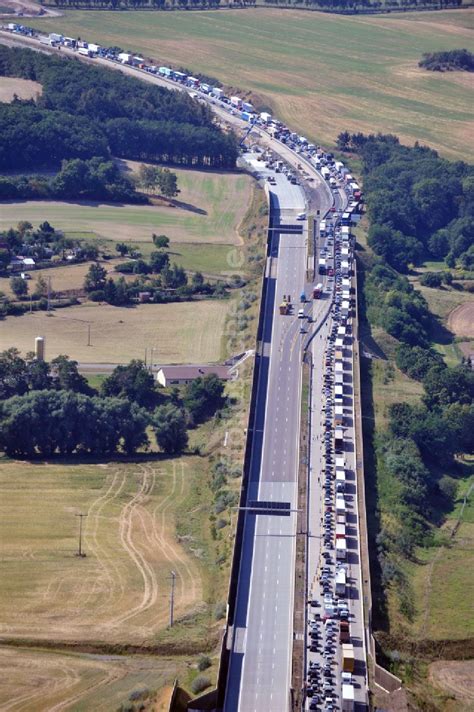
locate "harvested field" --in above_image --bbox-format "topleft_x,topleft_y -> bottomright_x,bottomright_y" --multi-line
0,76 -> 42,102
429,660 -> 474,708
34,8 -> 474,160
0,299 -> 230,363
0,645 -> 181,712
0,458 -> 210,645
448,302 -> 474,339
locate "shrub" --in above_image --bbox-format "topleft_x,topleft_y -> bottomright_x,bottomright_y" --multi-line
190,675 -> 211,695
197,654 -> 212,671
214,602 -> 226,620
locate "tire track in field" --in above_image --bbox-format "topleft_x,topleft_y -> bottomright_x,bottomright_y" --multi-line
107,466 -> 159,628
0,658 -> 81,712
132,461 -> 202,628
80,468 -> 128,613
152,461 -> 200,607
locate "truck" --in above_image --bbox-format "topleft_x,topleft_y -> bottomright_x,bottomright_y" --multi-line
335,468 -> 346,491
230,95 -> 242,108
319,219 -> 326,236
242,101 -> 254,113
78,47 -> 93,57
240,111 -> 254,122
339,619 -> 350,643
260,111 -> 272,123
342,644 -> 355,673
279,296 -> 290,315
321,166 -> 330,180
212,87 -> 224,99
313,283 -> 323,299
49,32 -> 63,44
342,683 -> 355,711
335,568 -> 346,596
318,258 -> 326,275
336,537 -> 347,561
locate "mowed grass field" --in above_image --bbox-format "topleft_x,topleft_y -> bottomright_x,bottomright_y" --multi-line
35,8 -> 474,160
0,167 -> 252,248
0,646 -> 179,712
0,299 -> 230,363
0,458 -> 212,646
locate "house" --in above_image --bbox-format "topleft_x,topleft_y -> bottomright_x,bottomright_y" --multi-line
156,365 -> 231,388
10,256 -> 35,272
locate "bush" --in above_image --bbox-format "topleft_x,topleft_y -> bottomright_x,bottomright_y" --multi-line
89,289 -> 105,302
197,654 -> 212,671
214,601 -> 226,620
190,675 -> 211,695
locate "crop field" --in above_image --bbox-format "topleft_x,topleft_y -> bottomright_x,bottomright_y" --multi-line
0,646 -> 180,712
0,298 -> 231,363
34,8 -> 474,161
0,76 -> 42,102
0,167 -> 251,247
0,457 -> 213,646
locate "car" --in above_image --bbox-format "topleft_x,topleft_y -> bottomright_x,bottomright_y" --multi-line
296,212 -> 306,221
298,308 -> 305,319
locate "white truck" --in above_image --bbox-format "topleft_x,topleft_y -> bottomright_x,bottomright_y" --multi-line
336,537 -> 347,561
335,568 -> 346,596
342,683 -> 355,712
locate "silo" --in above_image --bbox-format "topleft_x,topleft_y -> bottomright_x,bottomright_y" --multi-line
35,336 -> 45,361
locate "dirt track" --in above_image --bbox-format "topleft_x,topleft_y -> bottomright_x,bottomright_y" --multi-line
448,302 -> 474,338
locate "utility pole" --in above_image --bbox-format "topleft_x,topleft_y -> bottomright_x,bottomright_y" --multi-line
169,570 -> 176,627
75,513 -> 87,557
47,276 -> 51,313
87,324 -> 91,347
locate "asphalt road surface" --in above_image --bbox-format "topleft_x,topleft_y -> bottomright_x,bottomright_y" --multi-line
224,158 -> 308,711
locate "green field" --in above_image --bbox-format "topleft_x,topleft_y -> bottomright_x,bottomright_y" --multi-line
34,8 -> 474,160
0,166 -> 252,250
409,468 -> 474,641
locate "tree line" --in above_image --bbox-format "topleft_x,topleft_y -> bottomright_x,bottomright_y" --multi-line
0,349 -> 226,457
40,0 -> 463,12
419,49 -> 474,72
337,132 -> 474,272
0,46 -> 238,181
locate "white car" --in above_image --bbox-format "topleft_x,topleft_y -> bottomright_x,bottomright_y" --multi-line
296,212 -> 306,220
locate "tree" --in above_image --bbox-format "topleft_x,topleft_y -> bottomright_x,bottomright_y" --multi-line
420,271 -> 443,288
138,164 -> 160,193
153,403 -> 188,454
149,250 -> 170,273
0,348 -> 29,400
84,262 -> 107,292
183,374 -> 225,424
157,168 -> 179,198
10,276 -> 28,299
192,271 -> 204,290
152,233 -> 170,249
423,364 -> 474,408
50,355 -> 93,395
101,360 -> 155,407
115,242 -> 128,257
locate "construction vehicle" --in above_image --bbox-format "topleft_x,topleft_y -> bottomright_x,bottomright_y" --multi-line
279,295 -> 290,315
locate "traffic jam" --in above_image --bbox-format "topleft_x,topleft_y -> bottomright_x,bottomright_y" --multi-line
304,182 -> 365,712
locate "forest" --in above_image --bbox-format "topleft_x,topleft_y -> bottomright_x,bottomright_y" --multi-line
419,48 -> 474,72
338,132 -> 474,272
349,133 -> 474,616
0,46 -> 238,183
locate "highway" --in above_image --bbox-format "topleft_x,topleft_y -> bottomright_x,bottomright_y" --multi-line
224,158 -> 306,710
0,31 -> 369,709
